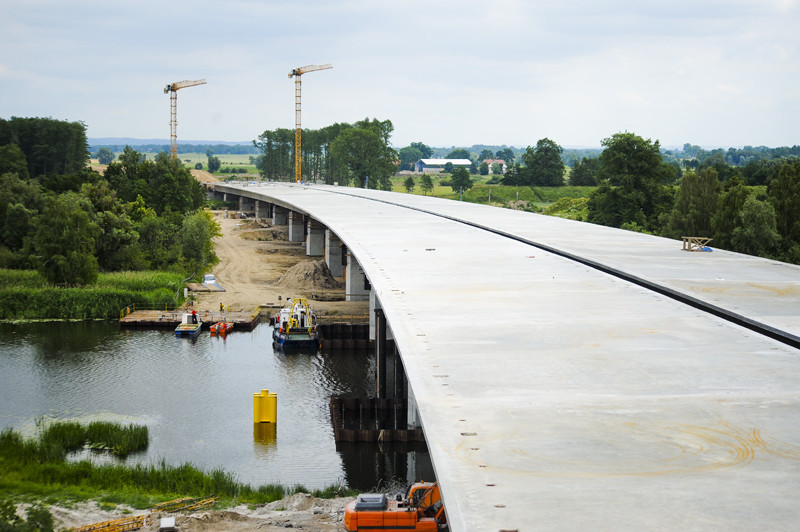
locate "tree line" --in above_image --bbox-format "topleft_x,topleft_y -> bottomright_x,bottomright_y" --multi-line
254,118 -> 398,189
0,117 -> 218,286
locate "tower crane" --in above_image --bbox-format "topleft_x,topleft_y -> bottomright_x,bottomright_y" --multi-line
288,64 -> 332,182
163,78 -> 207,160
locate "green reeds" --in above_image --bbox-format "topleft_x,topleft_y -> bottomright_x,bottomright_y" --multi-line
34,420 -> 149,458
0,269 -> 184,320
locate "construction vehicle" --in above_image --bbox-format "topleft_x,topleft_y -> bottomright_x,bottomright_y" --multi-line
287,64 -> 331,182
163,78 -> 206,160
344,481 -> 447,531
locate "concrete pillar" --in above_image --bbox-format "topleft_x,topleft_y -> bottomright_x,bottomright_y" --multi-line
272,206 -> 288,226
306,220 -> 324,257
288,212 -> 304,242
394,350 -> 407,402
325,231 -> 343,277
255,201 -> 269,220
407,385 -> 421,429
375,308 -> 387,399
345,253 -> 370,302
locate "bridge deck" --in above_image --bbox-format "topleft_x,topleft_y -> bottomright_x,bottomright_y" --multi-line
218,182 -> 800,532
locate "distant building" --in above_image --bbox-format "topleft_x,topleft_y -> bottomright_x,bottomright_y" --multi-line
414,158 -> 472,174
482,159 -> 508,173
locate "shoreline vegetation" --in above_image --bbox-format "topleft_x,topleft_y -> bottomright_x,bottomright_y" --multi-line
0,269 -> 184,321
0,421 -> 357,528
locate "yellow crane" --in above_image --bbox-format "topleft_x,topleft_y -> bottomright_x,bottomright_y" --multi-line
288,64 -> 332,182
163,78 -> 207,160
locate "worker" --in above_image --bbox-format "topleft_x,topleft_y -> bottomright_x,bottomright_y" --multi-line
219,302 -> 224,312
191,309 -> 197,324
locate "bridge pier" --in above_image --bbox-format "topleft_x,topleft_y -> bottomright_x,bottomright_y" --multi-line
255,200 -> 270,220
272,206 -> 288,226
375,308 -> 387,399
238,197 -> 255,214
325,230 -> 344,277
288,212 -> 304,242
306,220 -> 325,257
345,252 -> 369,301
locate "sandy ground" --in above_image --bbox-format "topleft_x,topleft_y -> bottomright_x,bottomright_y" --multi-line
192,213 -> 369,317
27,493 -> 351,531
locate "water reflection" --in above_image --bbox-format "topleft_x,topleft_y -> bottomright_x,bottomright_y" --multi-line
0,321 -> 430,491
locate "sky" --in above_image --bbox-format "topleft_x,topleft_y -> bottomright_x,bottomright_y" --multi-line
1,0 -> 798,149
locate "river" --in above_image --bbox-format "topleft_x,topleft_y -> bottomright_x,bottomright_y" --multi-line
0,320 -> 432,491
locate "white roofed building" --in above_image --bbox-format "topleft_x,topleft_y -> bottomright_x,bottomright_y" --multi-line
414,158 -> 472,173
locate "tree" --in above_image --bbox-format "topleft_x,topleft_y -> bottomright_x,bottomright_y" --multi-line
420,175 -> 433,196
570,157 -> 599,186
443,162 -> 454,173
96,147 -> 115,164
450,167 -> 473,192
496,148 -> 516,165
410,141 -> 433,159
181,209 -> 221,273
446,148 -> 470,160
0,143 -> 30,179
767,161 -> 800,245
403,176 -> 415,193
479,149 -> 494,161
491,163 -> 503,175
33,193 -> 100,286
587,132 -> 672,232
479,161 -> 489,176
522,138 -> 565,187
330,126 -> 397,189
712,176 -> 751,250
207,155 -> 221,173
663,168 -> 720,239
398,146 -> 423,171
730,195 -> 780,257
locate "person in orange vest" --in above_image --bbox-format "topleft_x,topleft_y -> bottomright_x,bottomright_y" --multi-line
191,309 -> 197,324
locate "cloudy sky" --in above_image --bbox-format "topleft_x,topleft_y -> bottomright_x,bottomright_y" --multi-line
1,0 -> 798,149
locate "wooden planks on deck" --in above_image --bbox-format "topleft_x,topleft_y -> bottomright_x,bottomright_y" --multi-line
119,309 -> 260,330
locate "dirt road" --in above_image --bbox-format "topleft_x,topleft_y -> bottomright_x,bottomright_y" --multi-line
193,213 -> 369,316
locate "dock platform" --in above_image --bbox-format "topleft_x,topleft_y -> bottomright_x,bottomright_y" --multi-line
120,309 -> 260,331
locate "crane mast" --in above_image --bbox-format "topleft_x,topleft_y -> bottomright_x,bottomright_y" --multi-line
288,64 -> 332,182
163,78 -> 207,160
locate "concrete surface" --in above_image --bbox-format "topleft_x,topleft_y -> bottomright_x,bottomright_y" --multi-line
215,182 -> 800,532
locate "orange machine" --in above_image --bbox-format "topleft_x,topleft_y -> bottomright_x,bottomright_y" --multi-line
344,481 -> 447,531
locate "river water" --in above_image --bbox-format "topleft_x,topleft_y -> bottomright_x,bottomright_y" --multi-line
0,320 -> 431,491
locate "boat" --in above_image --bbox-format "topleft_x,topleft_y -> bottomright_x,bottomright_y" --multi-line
209,322 -> 234,335
272,298 -> 319,349
175,311 -> 202,337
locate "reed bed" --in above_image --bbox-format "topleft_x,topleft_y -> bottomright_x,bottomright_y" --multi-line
0,269 -> 184,320
0,426 -> 356,505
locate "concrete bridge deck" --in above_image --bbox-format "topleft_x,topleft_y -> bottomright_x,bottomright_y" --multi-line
215,182 -> 800,531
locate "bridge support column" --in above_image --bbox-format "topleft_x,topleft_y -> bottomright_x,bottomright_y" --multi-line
272,206 -> 288,226
325,231 -> 344,277
255,200 -> 270,220
288,212 -> 304,242
407,386 -> 421,429
239,197 -> 255,214
345,253 -> 369,301
375,308 -> 387,399
306,220 -> 324,257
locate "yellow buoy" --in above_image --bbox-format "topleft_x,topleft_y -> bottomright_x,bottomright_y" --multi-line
253,389 -> 277,423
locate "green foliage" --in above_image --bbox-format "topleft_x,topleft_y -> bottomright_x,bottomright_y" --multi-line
330,122 -> 398,189
0,499 -> 54,532
96,147 -> 115,165
419,175 -> 433,196
543,197 -> 590,221
0,144 -> 30,180
403,176 -> 415,193
0,269 -> 183,319
522,138 -> 565,187
207,155 -> 221,173
449,167 -> 473,192
398,146 -> 423,172
32,193 -> 100,286
663,168 -> 720,238
0,117 -> 89,178
446,148 -> 471,160
569,157 -> 599,186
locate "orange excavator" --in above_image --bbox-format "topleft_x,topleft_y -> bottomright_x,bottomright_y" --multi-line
344,481 -> 447,531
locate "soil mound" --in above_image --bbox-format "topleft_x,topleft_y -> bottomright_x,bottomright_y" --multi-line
272,260 -> 342,290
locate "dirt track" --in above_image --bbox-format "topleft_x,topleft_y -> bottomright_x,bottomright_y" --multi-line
193,213 -> 369,316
